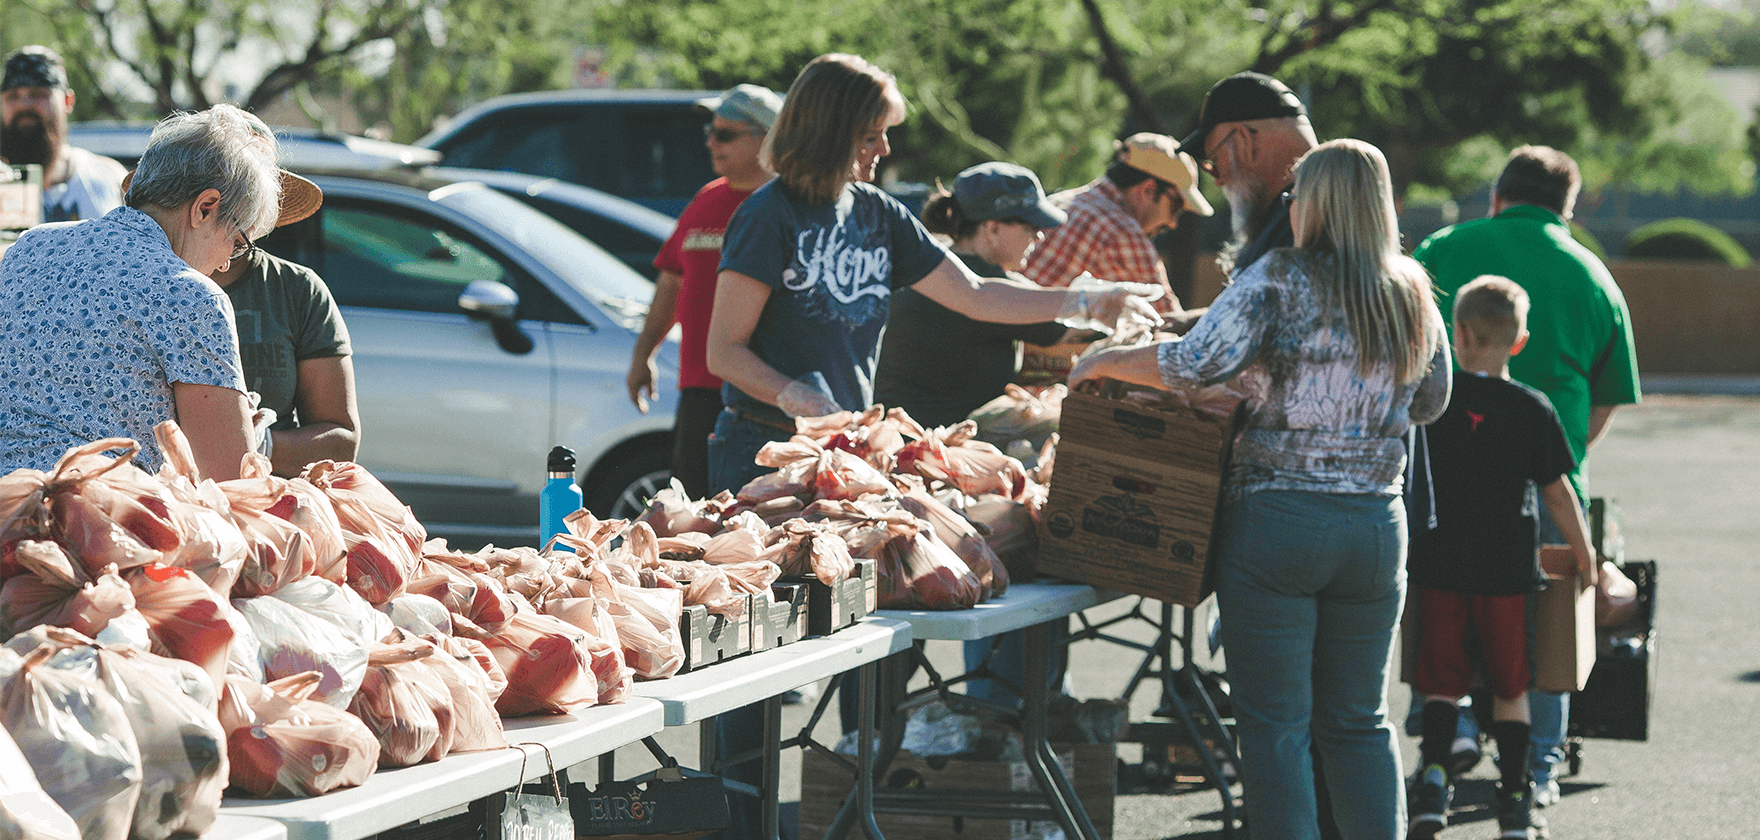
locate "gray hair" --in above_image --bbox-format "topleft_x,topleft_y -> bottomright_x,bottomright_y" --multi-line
125,104 -> 281,238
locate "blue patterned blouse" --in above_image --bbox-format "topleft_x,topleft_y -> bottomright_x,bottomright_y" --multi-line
0,206 -> 245,472
1157,248 -> 1452,502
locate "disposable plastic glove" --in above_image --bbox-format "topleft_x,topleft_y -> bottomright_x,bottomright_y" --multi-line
776,375 -> 842,419
1055,272 -> 1164,335
251,407 -> 278,459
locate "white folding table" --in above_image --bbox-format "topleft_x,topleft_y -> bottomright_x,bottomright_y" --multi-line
221,697 -> 665,840
822,582 -> 1123,840
632,616 -> 914,840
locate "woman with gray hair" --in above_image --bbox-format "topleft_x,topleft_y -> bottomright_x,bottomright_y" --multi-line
0,103 -> 280,480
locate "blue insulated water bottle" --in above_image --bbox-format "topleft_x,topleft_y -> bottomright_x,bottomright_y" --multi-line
539,446 -> 581,549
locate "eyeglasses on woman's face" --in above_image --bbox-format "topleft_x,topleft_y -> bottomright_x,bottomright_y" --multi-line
229,219 -> 256,263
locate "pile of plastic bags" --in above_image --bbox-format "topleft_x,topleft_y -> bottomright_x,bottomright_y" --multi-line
640,404 -> 1055,611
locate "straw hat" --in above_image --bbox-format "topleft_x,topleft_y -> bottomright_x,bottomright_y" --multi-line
121,168 -> 324,227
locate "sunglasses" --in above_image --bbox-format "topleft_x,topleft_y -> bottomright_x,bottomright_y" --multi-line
1280,191 -> 1297,209
704,125 -> 754,143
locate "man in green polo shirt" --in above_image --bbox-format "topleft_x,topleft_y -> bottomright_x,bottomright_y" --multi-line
1413,144 -> 1641,814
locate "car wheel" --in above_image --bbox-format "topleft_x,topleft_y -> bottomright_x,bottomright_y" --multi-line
585,446 -> 672,519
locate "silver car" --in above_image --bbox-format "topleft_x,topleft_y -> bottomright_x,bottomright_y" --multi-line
259,169 -> 678,547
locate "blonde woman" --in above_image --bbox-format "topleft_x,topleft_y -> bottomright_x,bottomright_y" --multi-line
1072,139 -> 1451,840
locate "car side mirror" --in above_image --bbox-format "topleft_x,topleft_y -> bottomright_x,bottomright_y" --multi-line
457,279 -> 534,355
458,279 -> 519,321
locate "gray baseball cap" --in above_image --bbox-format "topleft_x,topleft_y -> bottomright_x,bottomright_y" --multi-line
696,84 -> 784,131
954,162 -> 1067,229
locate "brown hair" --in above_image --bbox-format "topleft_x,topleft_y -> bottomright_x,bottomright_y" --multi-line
1452,275 -> 1529,349
764,53 -> 905,205
1494,145 -> 1581,218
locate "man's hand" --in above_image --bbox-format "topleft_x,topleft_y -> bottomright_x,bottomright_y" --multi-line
627,358 -> 657,413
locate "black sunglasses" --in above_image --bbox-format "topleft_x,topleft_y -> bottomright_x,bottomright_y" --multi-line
1280,191 -> 1297,209
704,125 -> 754,143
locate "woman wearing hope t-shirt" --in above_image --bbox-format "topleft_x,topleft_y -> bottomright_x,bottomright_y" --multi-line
705,52 -> 1162,496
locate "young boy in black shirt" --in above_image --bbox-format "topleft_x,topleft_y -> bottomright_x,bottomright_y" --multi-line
1407,276 -> 1597,840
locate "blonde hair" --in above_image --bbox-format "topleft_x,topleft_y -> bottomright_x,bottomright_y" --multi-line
1452,275 -> 1529,349
1291,138 -> 1438,384
765,54 -> 906,205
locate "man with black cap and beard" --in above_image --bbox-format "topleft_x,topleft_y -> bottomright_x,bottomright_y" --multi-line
1180,71 -> 1317,277
1,45 -> 127,223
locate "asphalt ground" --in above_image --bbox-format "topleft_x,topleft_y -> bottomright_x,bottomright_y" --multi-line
604,392 -> 1760,840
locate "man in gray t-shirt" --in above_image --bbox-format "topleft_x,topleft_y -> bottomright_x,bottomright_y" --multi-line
0,46 -> 126,223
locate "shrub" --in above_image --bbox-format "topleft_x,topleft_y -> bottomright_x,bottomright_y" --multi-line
1624,218 -> 1753,267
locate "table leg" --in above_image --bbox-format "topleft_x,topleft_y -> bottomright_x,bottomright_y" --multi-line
1023,621 -> 1100,840
822,661 -> 888,840
763,694 -> 783,840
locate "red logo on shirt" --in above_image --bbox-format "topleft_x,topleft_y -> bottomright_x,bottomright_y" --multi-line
1467,410 -> 1486,432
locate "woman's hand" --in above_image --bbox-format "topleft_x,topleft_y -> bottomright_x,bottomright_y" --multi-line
1068,344 -> 1168,391
1057,279 -> 1164,335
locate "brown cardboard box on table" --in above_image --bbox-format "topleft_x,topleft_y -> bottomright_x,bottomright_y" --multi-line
1398,545 -> 1597,694
1035,381 -> 1235,608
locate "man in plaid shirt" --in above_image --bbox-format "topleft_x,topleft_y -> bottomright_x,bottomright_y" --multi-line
1020,132 -> 1212,326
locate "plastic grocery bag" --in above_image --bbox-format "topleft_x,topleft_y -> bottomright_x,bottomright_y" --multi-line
219,673 -> 380,798
234,594 -> 368,708
876,531 -> 983,611
457,612 -> 601,716
380,593 -> 453,637
347,641 -> 447,767
0,718 -> 79,840
127,562 -> 236,690
89,641 -> 227,840
0,543 -> 136,639
897,478 -> 1007,597
0,645 -> 141,840
414,635 -> 505,753
273,576 -> 395,647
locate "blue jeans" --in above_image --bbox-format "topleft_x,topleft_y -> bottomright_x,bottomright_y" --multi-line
1215,491 -> 1406,840
707,411 -> 792,840
961,622 -> 1069,708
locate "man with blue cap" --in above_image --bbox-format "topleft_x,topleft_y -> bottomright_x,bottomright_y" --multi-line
0,45 -> 127,223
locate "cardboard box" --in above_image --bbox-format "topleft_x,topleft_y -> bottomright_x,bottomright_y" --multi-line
1533,546 -> 1597,693
797,743 -> 1115,840
1397,546 -> 1597,694
569,766 -> 730,840
679,595 -> 752,672
1035,384 -> 1234,607
805,558 -> 877,637
750,582 -> 809,652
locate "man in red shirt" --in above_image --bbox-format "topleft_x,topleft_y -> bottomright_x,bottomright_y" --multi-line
627,83 -> 782,497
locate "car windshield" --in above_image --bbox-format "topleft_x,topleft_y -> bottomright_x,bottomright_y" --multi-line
430,182 -> 655,310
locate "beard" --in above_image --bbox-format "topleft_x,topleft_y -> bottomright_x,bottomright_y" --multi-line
1216,175 -> 1279,276
1,112 -> 54,167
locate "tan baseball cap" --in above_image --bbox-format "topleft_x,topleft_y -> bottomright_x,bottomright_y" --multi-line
1117,132 -> 1214,217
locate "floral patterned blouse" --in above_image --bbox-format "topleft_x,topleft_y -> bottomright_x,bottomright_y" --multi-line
0,206 -> 245,472
1157,248 -> 1451,502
